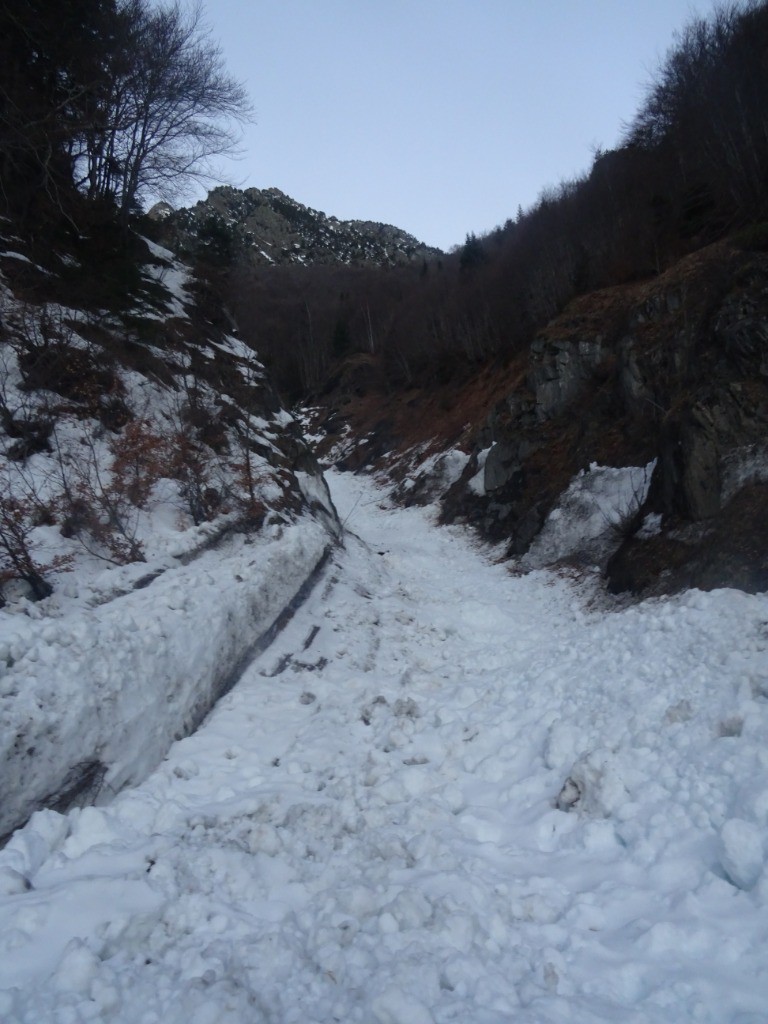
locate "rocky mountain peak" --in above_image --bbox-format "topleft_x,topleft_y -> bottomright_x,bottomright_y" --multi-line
161,185 -> 442,268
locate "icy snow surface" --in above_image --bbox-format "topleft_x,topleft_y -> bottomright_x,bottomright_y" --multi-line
1,469 -> 768,1023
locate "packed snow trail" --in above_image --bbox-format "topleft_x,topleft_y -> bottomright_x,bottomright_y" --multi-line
1,470 -> 768,1023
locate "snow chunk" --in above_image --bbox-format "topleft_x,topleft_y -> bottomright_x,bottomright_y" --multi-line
371,987 -> 435,1024
395,447 -> 470,504
525,461 -> 655,567
719,818 -> 764,890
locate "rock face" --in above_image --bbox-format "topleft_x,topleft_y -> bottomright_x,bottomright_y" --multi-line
647,268 -> 768,521
160,186 -> 442,268
528,334 -> 605,422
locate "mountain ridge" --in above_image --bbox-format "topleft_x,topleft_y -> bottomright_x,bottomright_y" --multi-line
157,185 -> 442,268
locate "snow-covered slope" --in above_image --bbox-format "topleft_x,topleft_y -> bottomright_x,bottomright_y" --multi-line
1,470 -> 766,1022
0,234 -> 340,838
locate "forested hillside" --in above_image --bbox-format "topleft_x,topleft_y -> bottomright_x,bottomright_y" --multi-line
166,1 -> 768,401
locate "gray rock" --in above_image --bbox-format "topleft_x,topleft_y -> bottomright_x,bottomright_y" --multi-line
527,334 -> 604,422
484,441 -> 522,493
715,286 -> 768,378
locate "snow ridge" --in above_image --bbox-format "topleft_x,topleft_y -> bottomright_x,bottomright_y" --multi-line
0,518 -> 331,840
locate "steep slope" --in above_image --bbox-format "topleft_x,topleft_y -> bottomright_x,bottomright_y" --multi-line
159,185 -> 442,268
0,221 -> 340,838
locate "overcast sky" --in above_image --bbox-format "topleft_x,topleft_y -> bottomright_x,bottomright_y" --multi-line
201,1 -> 723,251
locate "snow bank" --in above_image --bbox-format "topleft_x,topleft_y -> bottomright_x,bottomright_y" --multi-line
525,461 -> 654,567
394,447 -> 470,504
0,518 -> 331,838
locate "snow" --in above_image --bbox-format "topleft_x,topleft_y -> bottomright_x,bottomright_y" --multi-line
294,470 -> 341,539
524,461 -> 655,567
0,251 -> 47,270
0,518 -> 332,839
137,239 -> 193,319
402,448 -> 469,497
468,445 -> 491,495
719,818 -> 764,890
1,469 -> 767,1022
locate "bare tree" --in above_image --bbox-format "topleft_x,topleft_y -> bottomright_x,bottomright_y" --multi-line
625,1 -> 768,226
0,457 -> 69,601
1,0 -> 251,226
0,0 -> 113,227
79,0 -> 252,220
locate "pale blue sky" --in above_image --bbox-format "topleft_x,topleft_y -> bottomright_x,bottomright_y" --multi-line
202,1 -> 722,250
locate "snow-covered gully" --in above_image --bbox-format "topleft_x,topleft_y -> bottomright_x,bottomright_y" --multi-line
1,470 -> 768,1023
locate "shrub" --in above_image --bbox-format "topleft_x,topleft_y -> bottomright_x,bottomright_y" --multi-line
58,419 -> 167,565
0,472 -> 70,601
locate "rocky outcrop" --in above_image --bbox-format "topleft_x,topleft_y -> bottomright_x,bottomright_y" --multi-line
646,265 -> 768,522
159,186 -> 442,269
443,244 -> 768,590
528,334 -> 605,422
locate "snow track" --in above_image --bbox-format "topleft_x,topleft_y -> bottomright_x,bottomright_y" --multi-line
1,470 -> 768,1023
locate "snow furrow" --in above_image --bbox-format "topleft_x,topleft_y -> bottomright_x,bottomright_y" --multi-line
0,519 -> 331,840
